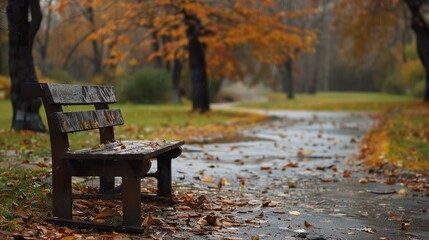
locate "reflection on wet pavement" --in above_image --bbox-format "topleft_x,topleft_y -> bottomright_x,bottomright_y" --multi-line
168,111 -> 429,240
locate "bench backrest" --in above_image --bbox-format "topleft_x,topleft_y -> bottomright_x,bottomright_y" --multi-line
22,83 -> 124,152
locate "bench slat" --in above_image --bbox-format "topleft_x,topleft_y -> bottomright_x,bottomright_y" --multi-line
42,83 -> 118,105
52,109 -> 124,133
62,140 -> 184,160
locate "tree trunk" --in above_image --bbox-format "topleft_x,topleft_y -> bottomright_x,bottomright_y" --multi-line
38,0 -> 53,75
7,0 -> 46,132
280,58 -> 294,100
0,34 -> 4,74
151,31 -> 163,68
308,59 -> 318,94
87,3 -> 102,76
185,13 -> 210,112
404,0 -> 429,101
172,59 -> 183,104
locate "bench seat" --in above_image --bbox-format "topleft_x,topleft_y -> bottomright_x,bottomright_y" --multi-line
62,140 -> 184,160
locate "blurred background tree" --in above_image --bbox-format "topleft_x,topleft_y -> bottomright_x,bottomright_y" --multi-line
0,0 -> 426,122
333,0 -> 429,101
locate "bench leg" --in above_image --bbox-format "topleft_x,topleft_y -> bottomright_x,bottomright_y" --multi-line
52,164 -> 72,219
99,176 -> 115,193
157,157 -> 172,198
122,177 -> 142,227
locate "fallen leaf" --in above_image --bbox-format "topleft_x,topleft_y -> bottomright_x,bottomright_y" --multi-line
343,170 -> 352,177
398,189 -> 409,196
316,165 -> 326,171
176,205 -> 192,211
239,178 -> 246,190
359,178 -> 368,184
61,236 -> 78,240
143,214 -> 153,229
94,209 -> 119,219
262,201 -> 279,207
218,177 -> 231,190
260,166 -> 272,171
304,220 -> 315,228
385,178 -> 396,185
400,222 -> 410,231
303,149 -> 313,155
361,227 -> 377,234
198,213 -> 221,226
201,175 -> 215,183
285,162 -> 298,168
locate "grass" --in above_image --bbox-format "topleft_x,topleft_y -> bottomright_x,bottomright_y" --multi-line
0,167 -> 51,231
361,103 -> 429,172
237,92 -> 419,111
0,99 -> 268,157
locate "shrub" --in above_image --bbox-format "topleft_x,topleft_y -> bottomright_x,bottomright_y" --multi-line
412,80 -> 426,98
121,68 -> 172,104
382,73 -> 405,95
46,68 -> 75,83
0,75 -> 10,98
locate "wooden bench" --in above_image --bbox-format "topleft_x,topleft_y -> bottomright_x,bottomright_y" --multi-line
22,83 -> 184,232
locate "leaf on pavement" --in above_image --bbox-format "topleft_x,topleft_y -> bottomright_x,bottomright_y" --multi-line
143,214 -> 153,229
201,175 -> 215,183
343,170 -> 352,177
398,189 -> 409,196
304,220 -> 315,228
289,211 -> 301,215
218,177 -> 231,191
361,227 -> 377,234
359,177 -> 368,184
198,213 -> 221,226
400,222 -> 410,231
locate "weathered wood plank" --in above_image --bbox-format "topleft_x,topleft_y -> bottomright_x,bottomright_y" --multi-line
42,83 -> 118,105
65,159 -> 152,178
52,109 -> 124,133
62,140 -> 184,160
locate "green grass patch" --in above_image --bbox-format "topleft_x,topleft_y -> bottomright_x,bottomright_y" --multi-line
361,103 -> 429,172
238,92 -> 419,111
386,108 -> 429,171
0,167 -> 51,231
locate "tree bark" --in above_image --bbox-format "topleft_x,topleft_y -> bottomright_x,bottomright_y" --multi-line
404,0 -> 429,101
8,0 -> 46,132
86,3 -> 102,76
0,34 -> 4,74
280,58 -> 294,100
151,31 -> 163,68
308,57 -> 318,94
37,0 -> 53,75
172,59 -> 183,104
185,13 -> 210,112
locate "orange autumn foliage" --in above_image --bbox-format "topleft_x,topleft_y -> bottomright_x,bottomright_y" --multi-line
54,0 -> 316,81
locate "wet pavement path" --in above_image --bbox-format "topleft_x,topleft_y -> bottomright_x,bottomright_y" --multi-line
166,110 -> 429,240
